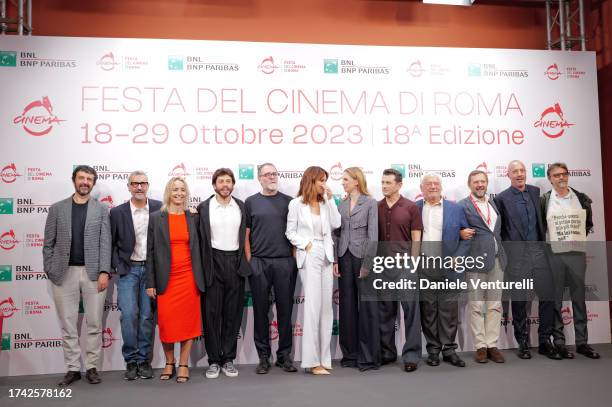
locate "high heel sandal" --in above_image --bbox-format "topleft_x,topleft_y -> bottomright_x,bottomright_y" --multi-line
159,362 -> 176,381
176,364 -> 190,383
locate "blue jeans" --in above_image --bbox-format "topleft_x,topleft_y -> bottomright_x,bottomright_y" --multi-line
117,265 -> 154,363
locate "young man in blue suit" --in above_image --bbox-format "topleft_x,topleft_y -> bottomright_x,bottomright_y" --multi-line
416,173 -> 470,368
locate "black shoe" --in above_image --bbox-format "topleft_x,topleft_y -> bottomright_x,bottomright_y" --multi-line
556,345 -> 575,359
403,362 -> 418,372
275,358 -> 298,373
538,342 -> 562,360
341,359 -> 358,368
58,371 -> 81,387
85,368 -> 102,384
576,344 -> 600,359
517,342 -> 532,359
124,362 -> 138,381
256,358 -> 271,374
426,354 -> 440,367
442,353 -> 466,367
138,361 -> 154,379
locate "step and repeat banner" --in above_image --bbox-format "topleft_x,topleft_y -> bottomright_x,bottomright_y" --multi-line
0,36 -> 610,376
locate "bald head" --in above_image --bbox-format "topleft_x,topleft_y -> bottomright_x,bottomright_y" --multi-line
507,160 -> 527,191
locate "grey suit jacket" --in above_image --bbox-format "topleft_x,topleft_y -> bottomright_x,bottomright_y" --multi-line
43,196 -> 111,285
145,211 -> 206,294
459,196 -> 507,273
335,195 -> 378,261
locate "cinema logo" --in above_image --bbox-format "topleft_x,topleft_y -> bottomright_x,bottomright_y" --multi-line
7,333 -> 62,350
24,233 -> 44,249
168,55 -> 239,72
468,63 -> 528,78
90,165 -> 131,181
1,198 -> 51,214
1,163 -> 22,184
99,195 -> 116,209
13,264 -> 47,281
258,56 -> 306,74
0,229 -> 20,250
561,306 -> 573,325
544,63 -> 586,80
25,167 -> 53,182
292,322 -> 303,337
16,51 -> 77,69
323,58 -> 390,75
97,51 -> 149,71
22,299 -> 52,316
269,320 -> 279,340
102,328 -> 120,348
195,167 -> 215,180
0,297 -> 20,318
406,60 -> 449,77
533,103 -> 575,138
13,96 -> 66,136
168,163 -> 192,177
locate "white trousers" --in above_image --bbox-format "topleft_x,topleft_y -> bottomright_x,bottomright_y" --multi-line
299,241 -> 333,369
467,259 -> 503,350
51,266 -> 107,371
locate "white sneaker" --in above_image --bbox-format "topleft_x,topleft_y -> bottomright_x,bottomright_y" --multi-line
221,362 -> 239,377
205,363 -> 220,379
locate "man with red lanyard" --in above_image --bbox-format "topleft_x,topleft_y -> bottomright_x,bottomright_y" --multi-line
460,170 -> 507,364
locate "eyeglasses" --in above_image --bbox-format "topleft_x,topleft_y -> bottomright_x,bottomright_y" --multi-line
130,182 -> 149,187
260,172 -> 279,178
550,172 -> 569,179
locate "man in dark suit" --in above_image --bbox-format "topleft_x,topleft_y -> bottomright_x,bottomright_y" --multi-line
460,170 -> 506,363
494,160 -> 561,360
110,171 -> 161,380
43,165 -> 111,386
198,168 -> 252,379
416,173 -> 470,368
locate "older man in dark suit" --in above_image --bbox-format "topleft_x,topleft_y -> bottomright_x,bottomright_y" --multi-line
110,171 -> 161,380
43,165 -> 111,386
494,160 -> 560,360
460,170 -> 506,363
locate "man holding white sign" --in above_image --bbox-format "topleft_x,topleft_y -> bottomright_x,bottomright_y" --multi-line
540,162 -> 599,359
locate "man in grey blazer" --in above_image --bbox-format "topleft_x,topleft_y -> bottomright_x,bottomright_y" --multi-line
43,165 -> 111,386
460,170 -> 507,364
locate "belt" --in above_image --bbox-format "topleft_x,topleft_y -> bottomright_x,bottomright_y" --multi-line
130,260 -> 146,266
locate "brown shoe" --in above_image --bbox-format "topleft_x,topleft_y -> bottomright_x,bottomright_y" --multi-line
487,347 -> 505,363
475,347 -> 488,363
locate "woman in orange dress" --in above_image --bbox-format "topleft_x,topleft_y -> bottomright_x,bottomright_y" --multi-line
146,177 -> 206,383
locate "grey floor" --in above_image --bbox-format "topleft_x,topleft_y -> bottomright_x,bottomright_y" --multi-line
1,345 -> 611,407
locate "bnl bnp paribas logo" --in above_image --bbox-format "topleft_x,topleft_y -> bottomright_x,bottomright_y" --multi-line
238,164 -> 254,180
0,51 -> 17,67
532,163 -> 546,178
168,55 -> 184,70
0,265 -> 11,281
0,198 -> 13,214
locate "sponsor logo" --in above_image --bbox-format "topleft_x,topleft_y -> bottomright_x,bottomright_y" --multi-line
532,163 -> 546,178
13,265 -> 47,281
0,198 -> 13,214
97,51 -> 149,71
25,167 -> 53,182
278,170 -> 303,179
195,167 -> 215,180
333,194 -> 343,206
168,55 -> 239,72
13,97 -> 65,136
22,299 -> 52,316
292,322 -> 303,337
259,56 -> 278,74
468,63 -> 528,78
402,164 -> 456,179
495,165 -> 508,178
260,56 -> 306,74
16,51 -> 77,68
269,320 -> 279,340
239,164 -> 254,180
23,233 -> 43,248
391,164 -> 406,178
0,265 -> 12,282
97,52 -> 120,71
533,103 -> 575,138
0,230 -> 20,250
561,306 -> 573,325
329,163 -> 343,181
0,297 -> 20,318
545,63 -> 561,80
0,51 -> 17,67
1,163 -> 22,184
407,60 -> 449,77
408,60 -> 425,77
5,198 -> 51,214
475,162 -> 491,174
545,63 -> 586,80
1,333 -> 10,350
244,291 -> 253,307
99,196 -> 116,209
89,165 -> 131,181
103,301 -> 119,313
332,319 -> 339,336
168,163 -> 191,177
102,327 -> 119,348
10,332 -> 62,349
324,58 -> 390,75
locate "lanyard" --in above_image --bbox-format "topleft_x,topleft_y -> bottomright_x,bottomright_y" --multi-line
470,195 -> 491,226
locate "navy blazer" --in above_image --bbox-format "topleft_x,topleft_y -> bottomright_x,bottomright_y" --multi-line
110,199 -> 162,275
197,195 -> 252,288
493,184 -> 545,242
415,199 -> 470,274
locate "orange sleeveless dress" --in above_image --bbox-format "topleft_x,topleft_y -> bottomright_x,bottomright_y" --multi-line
157,213 -> 202,342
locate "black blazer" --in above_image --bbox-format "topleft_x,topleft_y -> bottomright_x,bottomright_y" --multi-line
110,199 -> 162,275
145,210 -> 206,294
494,184 -> 545,242
197,195 -> 252,288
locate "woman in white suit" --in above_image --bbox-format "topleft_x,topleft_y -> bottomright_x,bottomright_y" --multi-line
286,166 -> 341,375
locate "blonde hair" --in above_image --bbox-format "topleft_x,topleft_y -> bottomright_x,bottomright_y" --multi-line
344,167 -> 370,196
161,177 -> 190,212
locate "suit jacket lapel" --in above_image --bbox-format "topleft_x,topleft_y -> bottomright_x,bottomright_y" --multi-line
63,196 -> 73,239
349,195 -> 366,217
159,211 -> 170,247
301,202 -> 313,233
202,198 -> 212,244
85,197 -> 95,233
123,202 -> 136,246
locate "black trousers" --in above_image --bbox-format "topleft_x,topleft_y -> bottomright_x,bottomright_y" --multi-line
203,249 -> 245,365
379,298 -> 421,365
549,252 -> 588,346
508,244 -> 555,345
420,284 -> 459,357
249,256 -> 297,361
338,252 -> 380,369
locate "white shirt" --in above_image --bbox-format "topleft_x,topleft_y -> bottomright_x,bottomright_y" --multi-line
549,189 -> 580,211
422,200 -> 443,256
471,194 -> 498,233
311,213 -> 324,240
209,196 -> 241,251
130,199 -> 150,261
